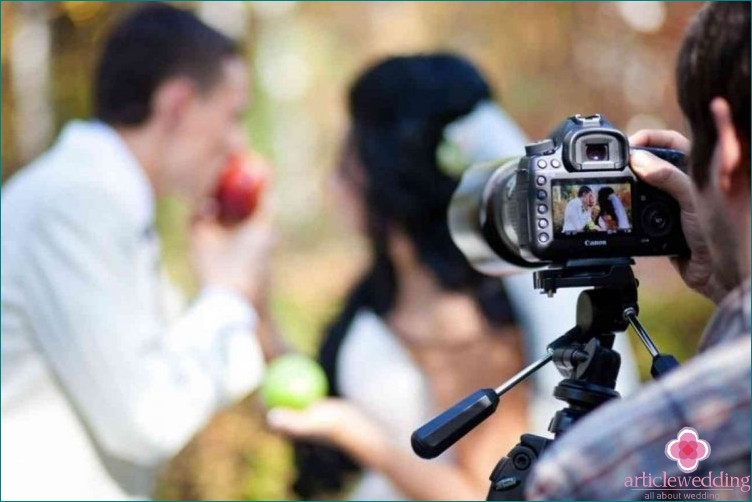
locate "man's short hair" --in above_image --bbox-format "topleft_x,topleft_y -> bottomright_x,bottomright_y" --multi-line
677,2 -> 750,188
94,3 -> 239,126
578,186 -> 592,197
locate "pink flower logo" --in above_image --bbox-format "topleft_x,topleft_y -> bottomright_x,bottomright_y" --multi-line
665,427 -> 711,473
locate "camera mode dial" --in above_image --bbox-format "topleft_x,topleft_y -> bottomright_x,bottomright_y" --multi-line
525,139 -> 555,157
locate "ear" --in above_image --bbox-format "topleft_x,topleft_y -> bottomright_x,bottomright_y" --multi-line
151,77 -> 196,131
709,97 -> 743,195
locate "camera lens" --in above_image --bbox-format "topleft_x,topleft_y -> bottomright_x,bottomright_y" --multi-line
585,143 -> 609,161
447,158 -> 540,275
642,203 -> 673,237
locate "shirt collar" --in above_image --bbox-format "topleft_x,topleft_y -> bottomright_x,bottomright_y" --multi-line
698,279 -> 751,351
56,120 -> 155,230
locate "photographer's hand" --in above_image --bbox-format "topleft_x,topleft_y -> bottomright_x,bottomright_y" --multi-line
630,130 -> 729,304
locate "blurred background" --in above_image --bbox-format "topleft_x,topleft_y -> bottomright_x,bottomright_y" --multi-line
1,2 -> 713,499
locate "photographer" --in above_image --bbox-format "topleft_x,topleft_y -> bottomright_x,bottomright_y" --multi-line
1,5 -> 273,499
527,3 -> 750,500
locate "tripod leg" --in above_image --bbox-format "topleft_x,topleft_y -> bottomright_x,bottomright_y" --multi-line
487,434 -> 552,500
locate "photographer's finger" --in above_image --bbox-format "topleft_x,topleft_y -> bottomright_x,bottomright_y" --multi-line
629,129 -> 690,153
630,150 -> 695,210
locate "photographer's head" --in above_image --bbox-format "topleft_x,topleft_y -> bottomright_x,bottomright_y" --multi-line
678,2 -> 750,287
631,2 -> 750,300
96,4 -> 249,205
677,2 -> 750,190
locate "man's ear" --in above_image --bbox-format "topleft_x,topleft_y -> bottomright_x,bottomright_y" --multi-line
709,97 -> 743,195
151,77 -> 196,131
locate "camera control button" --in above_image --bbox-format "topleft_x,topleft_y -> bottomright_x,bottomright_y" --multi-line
537,204 -> 547,215
536,190 -> 547,201
537,219 -> 549,229
551,159 -> 561,168
536,176 -> 546,186
538,233 -> 550,243
642,202 -> 672,237
536,159 -> 547,169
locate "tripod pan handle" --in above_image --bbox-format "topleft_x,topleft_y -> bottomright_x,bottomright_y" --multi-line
651,354 -> 680,378
411,389 -> 499,459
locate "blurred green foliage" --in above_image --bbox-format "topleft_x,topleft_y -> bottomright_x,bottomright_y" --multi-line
629,288 -> 715,381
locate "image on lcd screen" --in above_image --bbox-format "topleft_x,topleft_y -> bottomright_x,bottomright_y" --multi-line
552,180 -> 633,235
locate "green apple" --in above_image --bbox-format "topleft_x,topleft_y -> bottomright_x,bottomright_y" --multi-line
261,354 -> 328,410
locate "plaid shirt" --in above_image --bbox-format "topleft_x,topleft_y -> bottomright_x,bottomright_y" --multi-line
526,280 -> 751,501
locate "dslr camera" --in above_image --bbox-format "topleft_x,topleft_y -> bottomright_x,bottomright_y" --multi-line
449,114 -> 689,274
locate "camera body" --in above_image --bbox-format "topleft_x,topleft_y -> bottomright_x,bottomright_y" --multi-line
516,114 -> 688,262
448,114 -> 689,273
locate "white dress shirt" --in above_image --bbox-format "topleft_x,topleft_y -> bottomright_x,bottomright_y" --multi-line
1,121 -> 265,500
562,197 -> 593,232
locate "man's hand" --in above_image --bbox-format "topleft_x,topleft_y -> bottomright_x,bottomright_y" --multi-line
629,130 -> 729,304
191,200 -> 275,307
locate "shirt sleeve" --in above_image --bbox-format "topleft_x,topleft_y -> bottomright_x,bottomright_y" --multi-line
562,200 -> 578,232
21,187 -> 265,467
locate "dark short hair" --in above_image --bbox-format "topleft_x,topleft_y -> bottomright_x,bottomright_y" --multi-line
677,2 -> 750,188
94,3 -> 239,126
578,185 -> 593,197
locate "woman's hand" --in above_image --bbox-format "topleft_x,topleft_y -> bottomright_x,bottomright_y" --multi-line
267,398 -> 390,469
629,130 -> 728,303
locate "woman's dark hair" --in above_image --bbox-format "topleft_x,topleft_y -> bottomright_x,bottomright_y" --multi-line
677,2 -> 750,189
294,54 -> 518,498
596,187 -> 617,226
95,3 -> 239,126
326,53 -> 517,388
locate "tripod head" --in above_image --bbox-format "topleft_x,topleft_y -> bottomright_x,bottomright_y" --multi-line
411,258 -> 678,460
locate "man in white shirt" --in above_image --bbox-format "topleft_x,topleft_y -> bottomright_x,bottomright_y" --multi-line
1,5 -> 272,499
561,185 -> 595,232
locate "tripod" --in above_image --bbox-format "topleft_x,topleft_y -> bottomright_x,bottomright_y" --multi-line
410,258 -> 679,500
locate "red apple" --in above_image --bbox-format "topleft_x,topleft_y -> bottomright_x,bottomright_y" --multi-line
215,153 -> 268,225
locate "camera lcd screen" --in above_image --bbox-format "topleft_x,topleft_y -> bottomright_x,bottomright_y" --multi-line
552,179 -> 633,236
